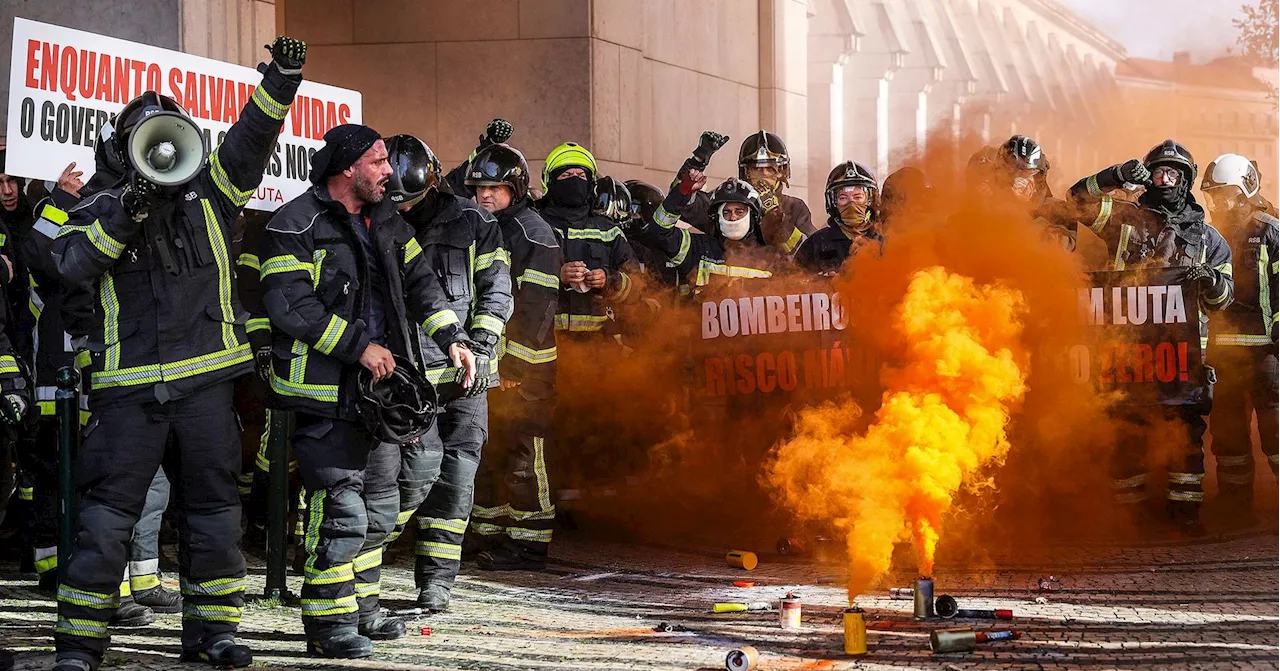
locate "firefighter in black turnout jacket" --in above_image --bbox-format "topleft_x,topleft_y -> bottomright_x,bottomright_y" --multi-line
382,135 -> 512,612
796,161 -> 883,276
1200,153 -> 1279,520
47,38 -> 306,671
1069,139 -> 1234,533
458,141 -> 563,570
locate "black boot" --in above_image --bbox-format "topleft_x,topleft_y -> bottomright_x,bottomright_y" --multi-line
416,584 -> 450,613
358,615 -> 406,641
307,632 -> 373,659
51,658 -> 93,671
1167,500 -> 1206,537
477,545 -> 546,571
180,637 -> 253,668
37,570 -> 57,595
109,599 -> 156,628
132,583 -> 182,613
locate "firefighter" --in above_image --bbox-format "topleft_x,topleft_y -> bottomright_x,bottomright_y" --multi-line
1069,139 -> 1234,534
537,142 -> 639,336
382,134 -> 512,611
1201,153 -> 1278,523
261,125 -> 476,657
47,38 -> 306,671
965,136 -> 1075,250
623,180 -> 684,292
796,161 -> 882,276
879,166 -> 932,232
443,118 -> 514,197
457,142 -> 562,571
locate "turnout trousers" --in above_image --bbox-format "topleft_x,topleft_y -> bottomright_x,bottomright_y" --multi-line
1110,404 -> 1209,513
470,386 -> 555,557
292,414 -> 399,639
55,382 -> 244,667
1209,346 -> 1279,502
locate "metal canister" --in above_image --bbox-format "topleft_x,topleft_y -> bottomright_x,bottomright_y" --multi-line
776,537 -> 808,555
888,587 -> 914,600
913,576 -> 935,619
725,645 -> 759,671
935,594 -> 959,619
930,627 -> 977,653
726,550 -> 758,570
842,607 -> 867,655
779,592 -> 802,630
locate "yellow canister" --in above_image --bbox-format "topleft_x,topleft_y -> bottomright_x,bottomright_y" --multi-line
726,550 -> 758,570
843,607 -> 867,655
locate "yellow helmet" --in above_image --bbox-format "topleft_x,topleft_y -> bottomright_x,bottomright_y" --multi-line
542,142 -> 598,192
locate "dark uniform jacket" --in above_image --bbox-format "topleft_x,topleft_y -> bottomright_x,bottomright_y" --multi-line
794,223 -> 883,276
259,184 -> 455,419
686,190 -> 818,256
50,63 -> 301,408
1212,209 -> 1279,347
490,197 -> 559,392
538,200 -> 637,334
403,192 -> 512,391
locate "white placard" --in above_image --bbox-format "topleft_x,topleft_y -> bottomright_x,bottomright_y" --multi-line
6,17 -> 362,210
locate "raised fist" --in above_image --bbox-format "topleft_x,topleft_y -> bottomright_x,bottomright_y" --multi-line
268,36 -> 307,72
1115,159 -> 1151,186
482,118 -> 514,147
689,131 -> 730,170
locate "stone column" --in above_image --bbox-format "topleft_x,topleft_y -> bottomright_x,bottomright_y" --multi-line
806,0 -> 857,208
759,0 -> 812,196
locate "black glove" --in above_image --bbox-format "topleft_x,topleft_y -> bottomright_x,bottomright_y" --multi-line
479,119 -> 514,148
254,346 -> 272,382
121,173 -> 156,222
0,393 -> 27,425
267,36 -> 307,73
464,352 -> 491,398
1184,264 -> 1214,285
689,131 -> 730,171
1115,159 -> 1151,186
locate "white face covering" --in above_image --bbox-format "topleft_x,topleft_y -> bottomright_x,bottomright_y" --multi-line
718,206 -> 751,240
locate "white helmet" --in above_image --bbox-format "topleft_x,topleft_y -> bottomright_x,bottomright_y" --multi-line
1202,153 -> 1261,200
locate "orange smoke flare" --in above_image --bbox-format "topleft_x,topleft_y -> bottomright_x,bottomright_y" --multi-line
766,266 -> 1027,598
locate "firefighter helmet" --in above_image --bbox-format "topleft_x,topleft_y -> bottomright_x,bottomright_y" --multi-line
708,178 -> 764,244
823,161 -> 879,221
465,143 -> 530,202
384,134 -> 442,205
1143,139 -> 1197,185
997,134 -> 1048,172
542,142 -> 598,192
623,179 -> 664,227
591,176 -> 632,223
356,354 -> 438,444
1202,153 -> 1261,200
737,130 -> 791,185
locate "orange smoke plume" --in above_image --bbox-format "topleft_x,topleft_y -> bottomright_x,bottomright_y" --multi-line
766,266 -> 1028,598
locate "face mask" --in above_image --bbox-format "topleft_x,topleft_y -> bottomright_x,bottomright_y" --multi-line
719,209 -> 751,240
837,201 -> 871,234
1011,176 -> 1036,202
1142,184 -> 1185,211
549,176 -> 591,208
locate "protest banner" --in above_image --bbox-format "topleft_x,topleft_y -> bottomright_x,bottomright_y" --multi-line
5,17 -> 362,210
1068,267 -> 1204,404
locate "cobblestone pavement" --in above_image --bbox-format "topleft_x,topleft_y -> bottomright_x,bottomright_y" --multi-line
2,530 -> 1276,670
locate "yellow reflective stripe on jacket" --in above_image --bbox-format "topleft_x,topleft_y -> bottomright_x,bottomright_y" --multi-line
1213,334 -> 1272,346
87,220 -> 125,258
201,199 -> 239,349
314,314 -> 348,355
260,255 -> 312,278
251,85 -> 290,120
695,260 -> 773,287
1086,173 -> 1103,196
476,247 -> 511,271
271,376 -> 339,403
209,149 -> 254,208
502,338 -> 557,365
566,227 -> 624,243
1262,244 -> 1274,339
780,227 -> 804,255
41,203 -> 69,225
246,317 -> 271,333
0,355 -> 19,375
518,268 -> 559,289
654,204 -> 679,228
404,238 -> 423,265
423,310 -> 461,336
472,313 -> 505,336
91,343 -> 252,390
1111,224 -> 1133,271
1090,195 -> 1113,234
236,253 -> 261,271
100,274 -> 122,370
1205,264 -> 1232,305
611,271 -> 632,301
670,228 -> 692,265
554,314 -> 607,331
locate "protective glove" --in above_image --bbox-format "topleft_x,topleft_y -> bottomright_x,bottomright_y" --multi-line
1184,263 -> 1215,285
757,185 -> 781,215
688,131 -> 730,171
121,173 -> 156,222
267,36 -> 307,73
464,352 -> 491,398
254,345 -> 272,382
0,393 -> 27,425
479,119 -> 514,148
1115,159 -> 1151,186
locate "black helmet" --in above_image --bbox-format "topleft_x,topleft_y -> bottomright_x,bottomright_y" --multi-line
591,176 -> 632,223
465,143 -> 530,202
1143,139 -> 1197,185
114,91 -> 199,156
824,161 -> 879,220
965,146 -> 999,188
383,134 -> 442,206
738,130 -> 791,185
708,178 -> 764,244
357,354 -> 438,444
997,135 -> 1048,172
623,180 -> 664,227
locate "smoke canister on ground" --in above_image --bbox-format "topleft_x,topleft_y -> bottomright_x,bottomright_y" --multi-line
776,537 -> 807,555
914,576 -> 935,619
889,587 -> 913,600
725,646 -> 759,671
779,592 -> 801,630
935,594 -> 958,619
930,628 -> 977,653
726,550 -> 758,570
843,607 -> 867,655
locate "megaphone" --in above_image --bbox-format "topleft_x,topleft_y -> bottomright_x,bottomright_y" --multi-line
126,110 -> 207,187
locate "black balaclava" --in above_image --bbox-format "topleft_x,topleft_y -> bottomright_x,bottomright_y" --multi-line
547,168 -> 592,208
1140,163 -> 1191,213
